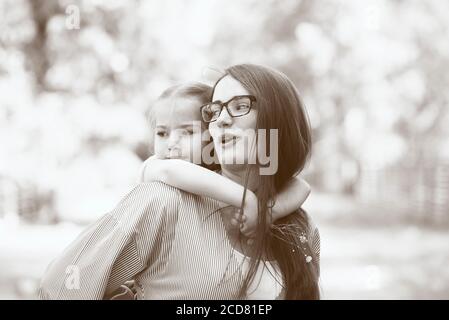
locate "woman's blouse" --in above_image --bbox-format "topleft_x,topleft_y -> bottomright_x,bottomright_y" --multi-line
39,182 -> 320,300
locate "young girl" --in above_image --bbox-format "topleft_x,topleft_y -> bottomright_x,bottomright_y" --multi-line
138,82 -> 311,239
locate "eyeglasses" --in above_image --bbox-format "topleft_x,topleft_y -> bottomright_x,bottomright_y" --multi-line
200,95 -> 256,123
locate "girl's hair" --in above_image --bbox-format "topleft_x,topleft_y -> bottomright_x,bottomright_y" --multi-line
159,82 -> 212,101
146,82 -> 213,154
211,64 -> 319,299
147,82 -> 212,129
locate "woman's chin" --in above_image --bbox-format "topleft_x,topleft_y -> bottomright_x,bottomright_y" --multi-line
216,149 -> 257,167
216,153 -> 249,167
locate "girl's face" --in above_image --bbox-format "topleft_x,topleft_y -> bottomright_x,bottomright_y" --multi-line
153,96 -> 206,163
209,76 -> 258,166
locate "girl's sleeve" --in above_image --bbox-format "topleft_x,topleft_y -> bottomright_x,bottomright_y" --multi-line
39,182 -> 179,300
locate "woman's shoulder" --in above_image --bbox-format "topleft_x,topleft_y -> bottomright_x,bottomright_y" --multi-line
136,181 -> 182,195
284,208 -> 320,268
284,208 -> 318,231
296,208 -> 320,241
108,182 -> 182,224
303,209 -> 319,239
127,182 -> 218,218
297,208 -> 320,271
291,208 -> 318,231
273,208 -> 320,253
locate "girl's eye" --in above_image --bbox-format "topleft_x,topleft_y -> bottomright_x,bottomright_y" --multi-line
156,131 -> 167,137
181,129 -> 194,135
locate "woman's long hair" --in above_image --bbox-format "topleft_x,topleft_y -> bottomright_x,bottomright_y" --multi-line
212,64 -> 320,299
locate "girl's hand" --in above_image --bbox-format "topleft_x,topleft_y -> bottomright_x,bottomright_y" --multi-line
230,192 -> 260,239
231,208 -> 257,239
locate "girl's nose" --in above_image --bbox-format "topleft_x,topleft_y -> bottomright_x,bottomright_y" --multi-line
215,107 -> 233,128
167,132 -> 180,149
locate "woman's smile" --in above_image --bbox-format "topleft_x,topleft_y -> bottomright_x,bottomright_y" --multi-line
218,132 -> 240,147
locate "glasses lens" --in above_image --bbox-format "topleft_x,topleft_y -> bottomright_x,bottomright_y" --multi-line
228,97 -> 252,116
201,103 -> 222,122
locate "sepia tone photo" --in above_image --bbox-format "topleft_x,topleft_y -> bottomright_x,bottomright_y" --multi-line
0,0 -> 448,301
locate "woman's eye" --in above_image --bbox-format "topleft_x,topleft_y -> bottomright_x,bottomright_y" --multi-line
156,131 -> 167,137
236,104 -> 250,110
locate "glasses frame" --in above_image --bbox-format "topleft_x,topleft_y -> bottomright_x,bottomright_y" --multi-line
200,95 -> 257,123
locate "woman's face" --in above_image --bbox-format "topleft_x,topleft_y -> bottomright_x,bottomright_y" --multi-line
209,76 -> 258,166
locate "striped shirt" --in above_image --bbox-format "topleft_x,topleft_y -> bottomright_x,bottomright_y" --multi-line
39,182 -> 320,300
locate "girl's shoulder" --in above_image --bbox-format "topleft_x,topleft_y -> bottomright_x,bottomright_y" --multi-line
110,182 -> 183,226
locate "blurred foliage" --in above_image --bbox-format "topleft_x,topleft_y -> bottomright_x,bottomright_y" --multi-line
0,0 -> 448,222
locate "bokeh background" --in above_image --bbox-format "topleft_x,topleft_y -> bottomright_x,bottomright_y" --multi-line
1,0 -> 448,299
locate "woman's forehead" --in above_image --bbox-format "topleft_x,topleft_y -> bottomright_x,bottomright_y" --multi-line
213,76 -> 249,102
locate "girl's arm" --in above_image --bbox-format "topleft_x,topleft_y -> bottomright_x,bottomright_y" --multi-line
141,158 -> 310,237
270,176 -> 311,222
141,158 -> 258,212
138,155 -> 159,183
240,175 -> 310,237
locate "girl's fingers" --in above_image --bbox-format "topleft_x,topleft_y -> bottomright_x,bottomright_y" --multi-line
233,213 -> 247,222
241,225 -> 256,238
233,215 -> 244,223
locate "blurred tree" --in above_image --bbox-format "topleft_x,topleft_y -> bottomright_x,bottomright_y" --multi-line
25,0 -> 59,92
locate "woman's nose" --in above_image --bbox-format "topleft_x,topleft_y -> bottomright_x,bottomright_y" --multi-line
215,107 -> 233,128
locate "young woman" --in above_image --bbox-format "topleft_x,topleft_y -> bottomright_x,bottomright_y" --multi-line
203,64 -> 320,299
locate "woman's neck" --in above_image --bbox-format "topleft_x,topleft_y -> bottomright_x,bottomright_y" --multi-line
220,165 -> 274,260
220,165 -> 259,192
